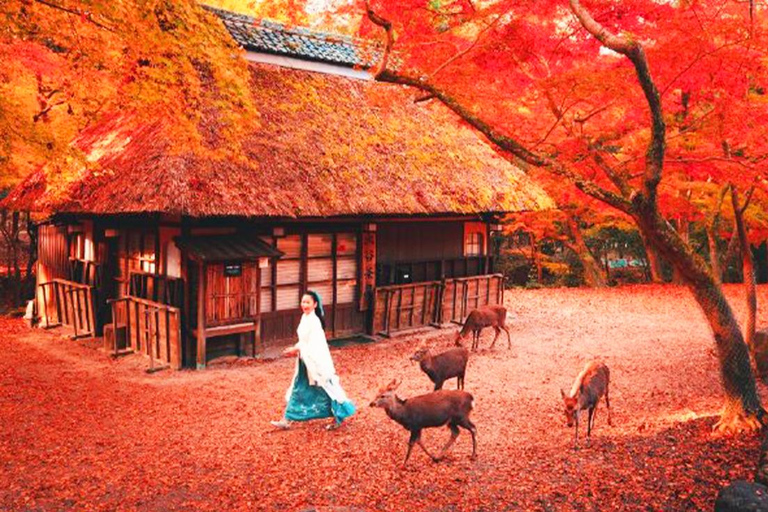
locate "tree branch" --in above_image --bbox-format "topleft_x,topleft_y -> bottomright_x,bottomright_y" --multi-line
33,0 -> 115,32
364,0 -> 393,78
363,1 -> 634,214
569,0 -> 665,208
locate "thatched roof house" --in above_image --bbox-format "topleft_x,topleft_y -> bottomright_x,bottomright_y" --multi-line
5,7 -> 552,369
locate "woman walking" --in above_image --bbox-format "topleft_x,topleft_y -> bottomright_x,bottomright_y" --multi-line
270,290 -> 355,430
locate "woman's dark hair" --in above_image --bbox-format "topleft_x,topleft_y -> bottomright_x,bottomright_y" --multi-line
304,290 -> 325,330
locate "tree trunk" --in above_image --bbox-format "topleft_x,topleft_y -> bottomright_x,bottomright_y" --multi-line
633,203 -> 764,432
732,188 -> 757,359
639,229 -> 665,283
529,232 -> 542,285
565,214 -> 607,287
671,219 -> 689,285
25,214 -> 37,279
707,225 -> 723,285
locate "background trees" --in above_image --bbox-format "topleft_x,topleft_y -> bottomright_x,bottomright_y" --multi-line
351,0 -> 768,430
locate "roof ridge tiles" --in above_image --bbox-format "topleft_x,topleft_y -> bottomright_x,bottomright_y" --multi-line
202,4 -> 382,69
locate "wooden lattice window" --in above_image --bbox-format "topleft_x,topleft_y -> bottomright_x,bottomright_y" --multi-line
275,234 -> 302,311
465,232 -> 483,257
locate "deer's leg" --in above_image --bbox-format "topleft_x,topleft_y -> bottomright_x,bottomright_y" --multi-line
414,431 -> 439,462
503,326 -> 512,349
434,380 -> 444,391
573,411 -> 580,448
489,326 -> 500,349
605,385 -> 612,426
458,417 -> 477,459
587,406 -> 595,438
473,330 -> 480,351
404,431 -> 419,466
457,374 -> 464,390
437,423 -> 460,460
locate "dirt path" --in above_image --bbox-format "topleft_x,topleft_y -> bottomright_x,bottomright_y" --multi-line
1,284 -> 767,511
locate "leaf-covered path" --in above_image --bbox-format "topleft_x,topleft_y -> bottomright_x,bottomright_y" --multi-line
2,285 -> 767,511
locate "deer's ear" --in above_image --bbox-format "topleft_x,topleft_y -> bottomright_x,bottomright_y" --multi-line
385,378 -> 399,391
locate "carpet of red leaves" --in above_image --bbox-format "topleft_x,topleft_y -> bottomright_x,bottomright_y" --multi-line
2,284 -> 768,511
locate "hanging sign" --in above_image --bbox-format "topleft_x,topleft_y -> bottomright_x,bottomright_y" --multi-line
224,263 -> 242,277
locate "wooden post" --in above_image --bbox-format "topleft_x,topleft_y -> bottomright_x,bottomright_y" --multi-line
254,260 -> 262,356
196,262 -> 206,369
332,233 -> 338,337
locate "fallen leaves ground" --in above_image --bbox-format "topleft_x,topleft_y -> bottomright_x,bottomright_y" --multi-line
2,284 -> 767,511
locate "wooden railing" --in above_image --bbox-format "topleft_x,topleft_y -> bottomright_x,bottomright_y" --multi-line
108,296 -> 182,370
39,278 -> 96,338
372,274 -> 503,337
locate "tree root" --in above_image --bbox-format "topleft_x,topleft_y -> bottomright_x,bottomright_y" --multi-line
713,405 -> 763,435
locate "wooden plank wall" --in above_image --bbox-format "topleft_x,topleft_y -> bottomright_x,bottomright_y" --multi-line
38,224 -> 69,279
39,278 -> 96,337
109,296 -> 182,369
259,303 -> 365,349
372,274 -> 503,336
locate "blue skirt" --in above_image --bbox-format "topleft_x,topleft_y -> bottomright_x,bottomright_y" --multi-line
285,360 -> 355,424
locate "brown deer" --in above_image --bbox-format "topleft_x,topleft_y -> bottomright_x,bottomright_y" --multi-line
369,379 -> 477,467
454,305 -> 511,351
560,361 -> 611,446
410,345 -> 469,390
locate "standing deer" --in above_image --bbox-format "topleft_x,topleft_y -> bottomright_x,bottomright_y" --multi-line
560,360 -> 611,446
410,345 -> 469,390
369,379 -> 477,467
454,305 -> 511,351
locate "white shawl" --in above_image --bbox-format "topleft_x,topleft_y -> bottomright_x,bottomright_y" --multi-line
285,311 -> 350,404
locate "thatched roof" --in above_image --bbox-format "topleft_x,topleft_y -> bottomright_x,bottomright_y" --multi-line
4,62 -> 553,218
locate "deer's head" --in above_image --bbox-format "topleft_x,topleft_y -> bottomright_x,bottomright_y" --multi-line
561,389 -> 578,427
409,347 -> 429,363
370,378 -> 401,408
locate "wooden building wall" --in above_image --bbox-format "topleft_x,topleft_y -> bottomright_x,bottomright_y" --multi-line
376,221 -> 464,264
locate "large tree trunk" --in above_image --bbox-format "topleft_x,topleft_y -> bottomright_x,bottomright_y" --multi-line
565,214 -> 607,287
634,203 -> 764,432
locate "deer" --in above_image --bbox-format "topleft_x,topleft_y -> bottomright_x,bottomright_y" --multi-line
560,360 -> 611,446
454,304 -> 511,351
410,345 -> 469,390
369,379 -> 477,467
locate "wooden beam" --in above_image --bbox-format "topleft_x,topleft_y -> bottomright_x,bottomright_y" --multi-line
196,262 -> 206,369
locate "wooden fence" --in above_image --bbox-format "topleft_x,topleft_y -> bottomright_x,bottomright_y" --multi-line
39,278 -> 96,338
109,296 -> 182,370
373,274 -> 504,337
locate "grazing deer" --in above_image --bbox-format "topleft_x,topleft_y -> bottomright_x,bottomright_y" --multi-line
369,379 -> 477,467
454,305 -> 511,351
410,345 -> 469,390
560,361 -> 611,446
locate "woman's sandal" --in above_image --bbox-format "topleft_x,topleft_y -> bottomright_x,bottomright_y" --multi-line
270,419 -> 291,430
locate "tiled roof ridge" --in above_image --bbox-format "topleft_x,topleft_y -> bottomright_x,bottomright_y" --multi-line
203,5 -> 383,69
